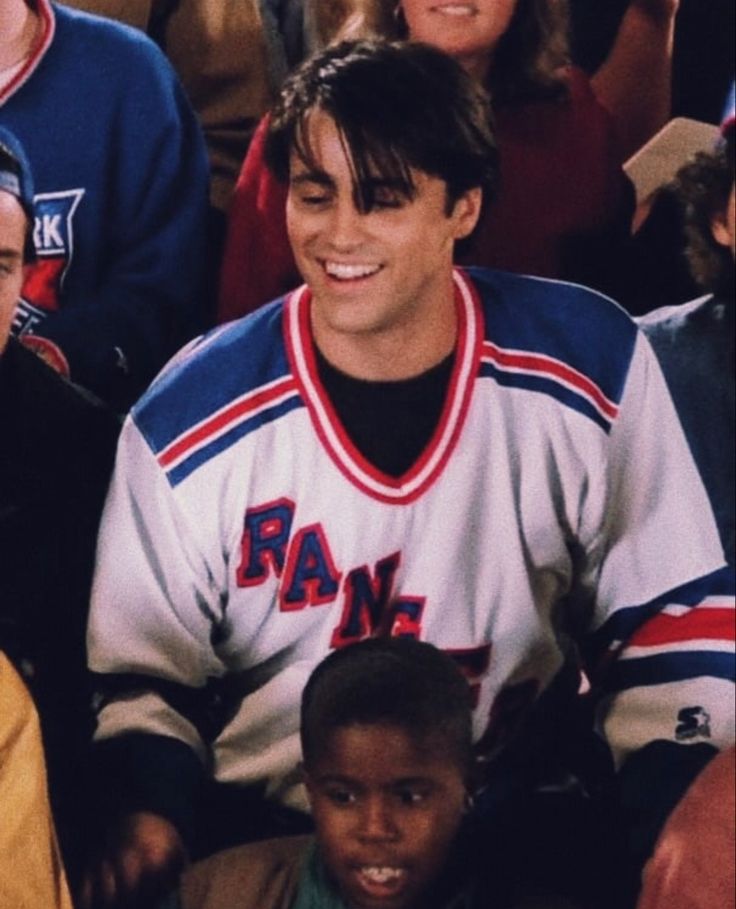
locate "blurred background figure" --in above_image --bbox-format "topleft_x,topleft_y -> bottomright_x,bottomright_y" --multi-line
638,92 -> 735,564
0,653 -> 74,909
636,746 -> 735,909
0,0 -> 209,410
0,123 -> 120,888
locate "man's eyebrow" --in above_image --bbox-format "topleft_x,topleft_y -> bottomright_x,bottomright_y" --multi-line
289,171 -> 335,188
0,248 -> 22,260
360,176 -> 412,191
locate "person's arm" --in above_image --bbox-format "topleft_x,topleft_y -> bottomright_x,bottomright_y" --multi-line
23,34 -> 210,411
217,115 -> 300,324
81,411 -> 229,907
579,329 -> 733,896
591,0 -> 680,159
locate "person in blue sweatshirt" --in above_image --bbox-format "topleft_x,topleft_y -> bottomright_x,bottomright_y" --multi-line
0,0 -> 209,410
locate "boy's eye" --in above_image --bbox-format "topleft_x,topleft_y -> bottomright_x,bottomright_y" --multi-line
395,787 -> 430,806
326,787 -> 357,806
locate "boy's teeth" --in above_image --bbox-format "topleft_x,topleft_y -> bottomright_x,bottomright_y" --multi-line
360,866 -> 404,884
325,262 -> 380,279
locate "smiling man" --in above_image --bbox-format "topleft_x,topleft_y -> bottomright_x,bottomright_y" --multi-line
85,40 -> 732,909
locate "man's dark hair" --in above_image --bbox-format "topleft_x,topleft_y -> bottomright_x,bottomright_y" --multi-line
673,134 -> 734,296
300,637 -> 474,774
265,39 -> 499,215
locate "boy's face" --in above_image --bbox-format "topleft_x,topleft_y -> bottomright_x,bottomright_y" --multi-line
304,722 -> 467,909
0,189 -> 26,352
712,180 -> 736,260
286,109 -> 480,373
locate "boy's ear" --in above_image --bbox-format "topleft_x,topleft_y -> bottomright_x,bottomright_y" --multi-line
452,187 -> 483,241
711,207 -> 731,248
300,763 -> 316,802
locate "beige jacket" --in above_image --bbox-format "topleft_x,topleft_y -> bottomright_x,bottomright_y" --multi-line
179,835 -> 310,909
0,654 -> 74,909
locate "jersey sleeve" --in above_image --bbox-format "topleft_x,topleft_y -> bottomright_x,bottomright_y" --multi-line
581,330 -> 733,767
87,410 -> 233,836
216,115 -> 301,323
87,413 -> 229,758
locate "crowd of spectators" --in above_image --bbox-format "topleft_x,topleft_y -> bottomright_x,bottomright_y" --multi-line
0,2 -> 733,909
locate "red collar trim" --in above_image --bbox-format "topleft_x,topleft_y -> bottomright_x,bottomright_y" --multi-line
284,268 -> 483,505
0,0 -> 55,105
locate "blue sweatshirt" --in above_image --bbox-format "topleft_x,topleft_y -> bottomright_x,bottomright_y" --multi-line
0,0 -> 209,409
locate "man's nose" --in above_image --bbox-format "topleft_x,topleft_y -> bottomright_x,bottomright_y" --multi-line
326,197 -> 366,251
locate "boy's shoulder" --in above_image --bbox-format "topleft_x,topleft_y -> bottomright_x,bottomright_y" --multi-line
179,835 -> 311,909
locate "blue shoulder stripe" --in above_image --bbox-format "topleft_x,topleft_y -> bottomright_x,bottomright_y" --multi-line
467,267 -> 638,410
134,300 -> 291,456
166,394 -> 303,487
603,651 -> 736,693
585,567 -> 734,662
479,362 -> 612,432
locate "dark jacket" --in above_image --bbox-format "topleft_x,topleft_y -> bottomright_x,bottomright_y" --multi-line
0,339 -> 120,870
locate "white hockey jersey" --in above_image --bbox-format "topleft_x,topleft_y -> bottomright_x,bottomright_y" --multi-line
88,268 -> 734,810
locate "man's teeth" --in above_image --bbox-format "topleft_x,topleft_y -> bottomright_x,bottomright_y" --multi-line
324,262 -> 381,280
360,866 -> 404,884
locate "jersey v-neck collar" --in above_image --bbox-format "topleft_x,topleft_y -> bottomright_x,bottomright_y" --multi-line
0,0 -> 53,105
284,268 -> 483,505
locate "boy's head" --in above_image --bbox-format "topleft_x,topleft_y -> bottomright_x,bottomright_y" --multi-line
0,127 -> 34,353
301,637 -> 475,909
674,86 -> 735,296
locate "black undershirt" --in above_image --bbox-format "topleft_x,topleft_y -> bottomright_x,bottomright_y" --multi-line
315,346 -> 455,479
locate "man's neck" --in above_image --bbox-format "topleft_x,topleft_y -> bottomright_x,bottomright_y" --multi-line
0,1 -> 38,72
310,289 -> 458,382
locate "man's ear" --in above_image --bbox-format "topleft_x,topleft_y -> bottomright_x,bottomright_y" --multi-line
452,187 -> 483,241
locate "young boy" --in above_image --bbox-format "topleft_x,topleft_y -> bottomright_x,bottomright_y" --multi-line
170,637 -> 482,909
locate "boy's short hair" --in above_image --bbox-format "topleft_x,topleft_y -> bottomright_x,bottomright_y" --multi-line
300,637 -> 474,773
673,130 -> 734,296
265,39 -> 499,215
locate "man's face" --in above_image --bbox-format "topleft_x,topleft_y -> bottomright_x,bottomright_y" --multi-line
401,0 -> 518,62
0,189 -> 26,352
305,723 -> 467,909
286,109 -> 480,372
